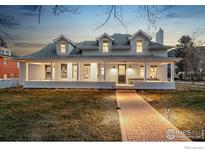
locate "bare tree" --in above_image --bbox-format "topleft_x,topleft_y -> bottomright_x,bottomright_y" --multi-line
0,13 -> 19,39
95,5 -> 170,32
95,6 -> 128,32
0,5 -> 172,39
183,31 -> 205,84
24,5 -> 80,23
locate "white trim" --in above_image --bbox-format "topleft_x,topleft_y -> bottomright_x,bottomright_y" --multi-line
53,34 -> 78,47
96,33 -> 114,41
171,62 -> 174,82
129,30 -> 152,40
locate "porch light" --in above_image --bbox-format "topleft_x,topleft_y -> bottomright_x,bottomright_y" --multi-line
116,106 -> 121,110
167,106 -> 171,120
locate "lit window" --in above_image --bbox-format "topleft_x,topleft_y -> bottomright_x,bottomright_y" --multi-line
140,66 -> 144,78
10,74 -> 14,78
3,58 -> 8,65
150,65 -> 157,79
136,40 -> 143,53
61,64 -> 67,79
60,43 -> 66,53
102,39 -> 109,52
72,64 -> 78,80
83,64 -> 91,80
101,66 -> 104,75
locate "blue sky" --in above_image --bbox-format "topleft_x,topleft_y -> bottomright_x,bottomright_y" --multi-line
0,5 -> 205,55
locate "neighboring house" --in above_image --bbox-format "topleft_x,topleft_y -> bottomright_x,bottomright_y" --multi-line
0,47 -> 19,79
17,28 -> 180,89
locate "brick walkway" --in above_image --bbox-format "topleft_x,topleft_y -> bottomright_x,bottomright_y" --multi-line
116,91 -> 191,141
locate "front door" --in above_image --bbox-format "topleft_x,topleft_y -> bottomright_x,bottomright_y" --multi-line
118,64 -> 126,84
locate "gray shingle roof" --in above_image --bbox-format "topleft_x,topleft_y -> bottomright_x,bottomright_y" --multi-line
148,41 -> 172,50
19,43 -> 81,60
111,33 -> 131,46
18,33 -> 172,60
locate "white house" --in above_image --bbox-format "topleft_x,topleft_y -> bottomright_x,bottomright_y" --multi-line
17,29 -> 179,89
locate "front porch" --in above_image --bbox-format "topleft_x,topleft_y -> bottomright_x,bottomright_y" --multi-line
21,61 -> 175,89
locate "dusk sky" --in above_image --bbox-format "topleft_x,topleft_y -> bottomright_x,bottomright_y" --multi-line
1,5 -> 205,55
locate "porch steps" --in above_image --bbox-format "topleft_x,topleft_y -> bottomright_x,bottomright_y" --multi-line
116,90 -> 136,93
116,85 -> 135,90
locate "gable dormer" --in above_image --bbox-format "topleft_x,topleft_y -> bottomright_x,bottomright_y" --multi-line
96,33 -> 114,53
53,35 -> 77,56
129,30 -> 152,53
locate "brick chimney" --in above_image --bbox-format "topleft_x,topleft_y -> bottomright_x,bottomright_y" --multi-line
156,28 -> 164,45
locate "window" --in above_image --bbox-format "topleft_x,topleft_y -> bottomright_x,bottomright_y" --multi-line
61,64 -> 67,79
60,43 -> 66,53
3,58 -> 8,65
45,65 -> 51,80
101,66 -> 104,75
140,66 -> 144,78
136,40 -> 143,53
72,64 -> 78,80
83,64 -> 91,80
102,39 -> 109,52
10,74 -> 14,78
3,74 -> 7,79
150,65 -> 157,79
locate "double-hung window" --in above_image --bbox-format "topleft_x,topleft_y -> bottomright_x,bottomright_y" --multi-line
60,43 -> 66,53
102,39 -> 109,52
136,40 -> 143,53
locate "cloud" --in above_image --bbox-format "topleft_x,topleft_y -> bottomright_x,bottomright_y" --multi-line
164,9 -> 205,18
14,42 -> 46,48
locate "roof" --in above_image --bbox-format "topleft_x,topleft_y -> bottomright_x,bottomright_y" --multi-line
53,35 -> 78,47
111,33 -> 131,46
0,47 -> 18,58
18,43 -> 81,60
129,30 -> 152,40
18,32 -> 173,61
18,54 -> 180,62
96,33 -> 114,41
148,41 -> 173,50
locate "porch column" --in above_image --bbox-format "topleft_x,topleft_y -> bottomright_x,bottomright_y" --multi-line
144,62 -> 148,81
103,62 -> 106,81
77,62 -> 80,81
171,62 -> 174,82
50,62 -> 53,82
25,62 -> 28,81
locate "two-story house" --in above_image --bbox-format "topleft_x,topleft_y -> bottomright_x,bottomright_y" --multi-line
0,47 -> 19,79
17,29 -> 179,89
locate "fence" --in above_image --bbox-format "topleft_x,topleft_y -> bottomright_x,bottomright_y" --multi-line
0,79 -> 19,89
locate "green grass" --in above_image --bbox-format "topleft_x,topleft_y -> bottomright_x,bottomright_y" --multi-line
138,84 -> 205,141
0,88 -> 121,141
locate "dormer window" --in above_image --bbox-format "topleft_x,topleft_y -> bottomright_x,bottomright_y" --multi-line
136,40 -> 143,53
60,43 -> 66,53
102,39 -> 109,52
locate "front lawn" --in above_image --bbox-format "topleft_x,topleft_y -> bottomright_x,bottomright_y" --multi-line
0,88 -> 121,141
139,84 -> 205,141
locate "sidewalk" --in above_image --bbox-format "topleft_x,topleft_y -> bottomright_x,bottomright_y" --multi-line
116,91 -> 191,141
